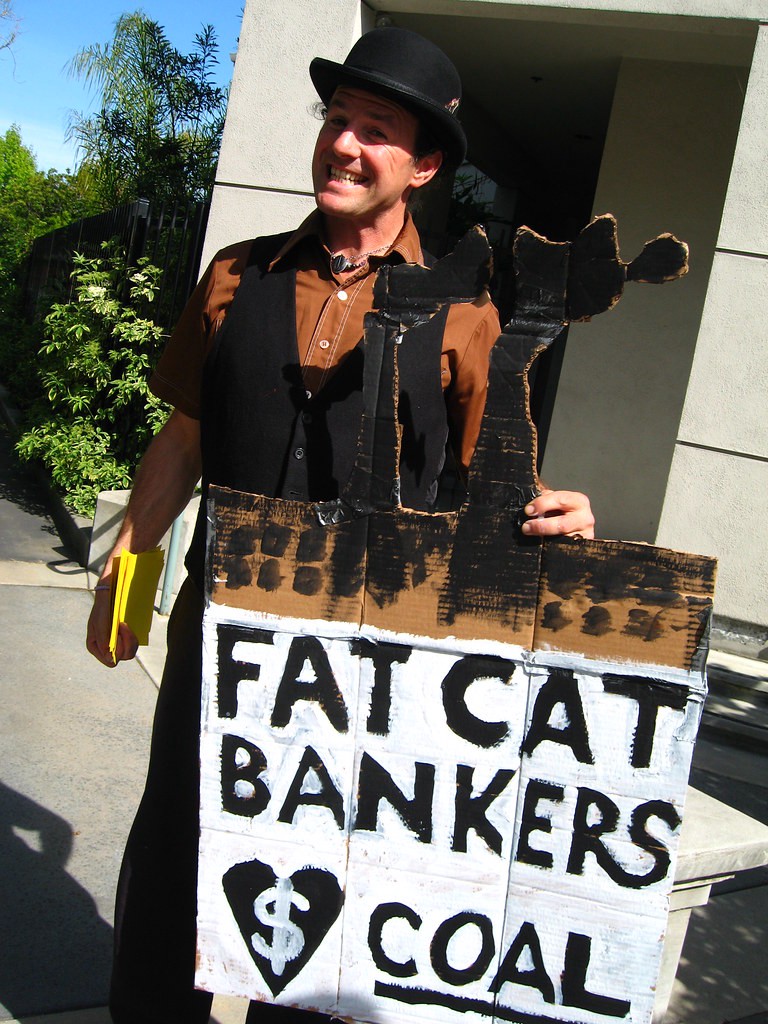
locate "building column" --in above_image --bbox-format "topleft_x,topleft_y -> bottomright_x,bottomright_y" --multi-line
656,25 -> 768,632
541,55 -> 747,552
201,0 -> 373,268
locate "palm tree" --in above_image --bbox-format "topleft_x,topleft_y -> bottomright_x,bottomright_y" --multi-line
67,12 -> 228,208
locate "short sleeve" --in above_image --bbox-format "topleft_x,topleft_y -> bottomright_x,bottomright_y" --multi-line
149,240 -> 253,419
442,292 -> 502,476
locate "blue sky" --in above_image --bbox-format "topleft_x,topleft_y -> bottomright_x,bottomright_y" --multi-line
1,0 -> 243,172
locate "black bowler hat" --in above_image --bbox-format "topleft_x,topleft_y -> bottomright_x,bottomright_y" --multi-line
310,27 -> 467,168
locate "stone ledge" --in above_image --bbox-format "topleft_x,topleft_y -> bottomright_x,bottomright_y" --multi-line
677,787 -> 768,885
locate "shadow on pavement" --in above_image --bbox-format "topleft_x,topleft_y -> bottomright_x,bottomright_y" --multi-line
665,737 -> 768,1024
0,781 -> 113,1018
668,884 -> 768,1024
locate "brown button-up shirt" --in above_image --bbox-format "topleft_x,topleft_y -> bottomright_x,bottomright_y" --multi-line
150,212 -> 501,475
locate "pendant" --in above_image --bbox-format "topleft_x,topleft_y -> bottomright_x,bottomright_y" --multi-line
331,253 -> 353,275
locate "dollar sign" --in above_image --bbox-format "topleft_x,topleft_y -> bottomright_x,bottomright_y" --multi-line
251,875 -> 309,976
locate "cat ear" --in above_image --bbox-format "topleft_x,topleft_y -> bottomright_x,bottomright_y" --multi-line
565,214 -> 624,322
626,233 -> 689,284
564,214 -> 689,322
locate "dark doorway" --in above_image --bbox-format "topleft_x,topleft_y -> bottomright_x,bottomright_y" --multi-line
400,11 -> 619,464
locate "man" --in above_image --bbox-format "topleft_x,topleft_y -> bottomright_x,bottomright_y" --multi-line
87,27 -> 594,1023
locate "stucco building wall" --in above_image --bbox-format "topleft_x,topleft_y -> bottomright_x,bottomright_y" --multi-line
200,0 -> 372,268
655,23 -> 768,629
541,57 -> 746,538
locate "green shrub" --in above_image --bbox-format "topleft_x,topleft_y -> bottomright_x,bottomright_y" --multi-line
16,245 -> 169,516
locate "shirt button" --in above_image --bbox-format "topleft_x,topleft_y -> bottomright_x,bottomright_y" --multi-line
319,339 -> 330,349
337,290 -> 348,301
294,447 -> 305,460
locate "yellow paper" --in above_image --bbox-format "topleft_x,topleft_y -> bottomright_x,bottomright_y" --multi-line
108,548 -> 165,658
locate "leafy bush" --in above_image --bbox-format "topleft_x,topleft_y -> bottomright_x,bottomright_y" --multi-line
0,126 -> 97,295
0,124 -> 99,417
16,245 -> 169,516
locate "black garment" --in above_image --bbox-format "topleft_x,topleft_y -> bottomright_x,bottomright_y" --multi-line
110,580 -> 334,1023
110,579 -> 211,1022
186,233 -> 450,589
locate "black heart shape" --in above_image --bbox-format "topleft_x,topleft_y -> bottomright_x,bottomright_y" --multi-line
223,857 -> 344,996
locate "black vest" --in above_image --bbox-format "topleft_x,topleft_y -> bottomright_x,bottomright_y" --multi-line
186,233 -> 450,586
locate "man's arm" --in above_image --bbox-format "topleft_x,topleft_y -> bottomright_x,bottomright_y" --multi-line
86,408 -> 202,667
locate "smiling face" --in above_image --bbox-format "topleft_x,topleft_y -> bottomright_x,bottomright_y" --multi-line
312,87 -> 442,244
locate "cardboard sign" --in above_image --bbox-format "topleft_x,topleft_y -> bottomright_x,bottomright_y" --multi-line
195,219 -> 716,1024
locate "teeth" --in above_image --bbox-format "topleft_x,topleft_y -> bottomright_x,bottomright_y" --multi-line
329,166 -> 366,184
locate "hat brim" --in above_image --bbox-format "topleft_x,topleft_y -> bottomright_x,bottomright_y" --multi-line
310,56 -> 467,169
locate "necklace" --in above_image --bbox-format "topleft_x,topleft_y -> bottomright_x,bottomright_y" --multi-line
330,241 -> 391,276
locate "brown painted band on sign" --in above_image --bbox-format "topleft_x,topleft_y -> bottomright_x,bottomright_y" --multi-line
209,482 -> 715,671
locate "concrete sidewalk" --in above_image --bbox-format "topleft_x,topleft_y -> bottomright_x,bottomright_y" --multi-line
0,418 -> 766,1024
0,422 -> 250,1024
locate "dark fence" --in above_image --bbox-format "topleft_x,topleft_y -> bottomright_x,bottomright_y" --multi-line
21,198 -> 210,331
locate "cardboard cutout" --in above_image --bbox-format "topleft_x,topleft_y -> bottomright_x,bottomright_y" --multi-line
195,217 -> 715,1024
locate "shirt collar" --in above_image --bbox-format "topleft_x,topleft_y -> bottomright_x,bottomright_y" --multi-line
268,209 -> 424,271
